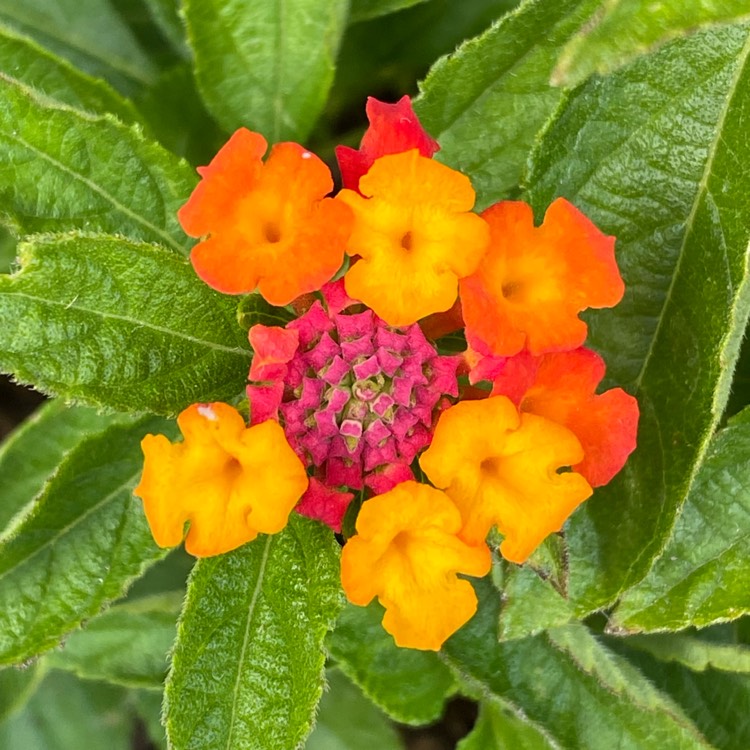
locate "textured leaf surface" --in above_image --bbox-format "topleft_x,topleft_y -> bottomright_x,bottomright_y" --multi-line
326,601 -> 457,725
184,0 -> 348,140
0,671 -> 130,749
457,697 -> 554,750
349,0 -> 430,23
612,408 -> 750,631
526,24 -> 750,613
165,515 -> 343,750
46,593 -> 180,688
0,401 -> 128,537
0,0 -> 156,94
0,75 -> 195,253
0,234 -> 251,414
442,580 -> 711,749
0,25 -> 139,122
414,0 -> 601,208
554,0 -> 750,87
305,669 -> 404,750
0,416 -> 174,666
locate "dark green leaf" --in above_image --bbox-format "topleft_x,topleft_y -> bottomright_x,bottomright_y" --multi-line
237,293 -> 295,331
349,0 -> 430,23
184,0 -> 349,140
0,401 -> 130,536
305,668 -> 404,750
442,580 -> 712,749
414,0 -> 601,208
0,671 -> 131,750
612,407 -> 750,632
0,234 -> 251,414
0,24 -> 139,122
0,74 -> 195,253
0,0 -> 157,95
326,601 -> 457,725
0,662 -> 46,724
165,515 -> 343,750
134,688 -> 168,750
0,416 -> 174,666
554,0 -> 750,87
45,593 -> 180,688
526,24 -> 750,613
143,0 -> 189,58
0,226 -> 15,274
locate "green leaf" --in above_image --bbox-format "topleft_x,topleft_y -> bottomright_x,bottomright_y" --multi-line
0,401 -> 130,537
457,697 -> 554,750
305,668 -> 404,750
165,515 -> 343,750
133,688 -> 168,750
0,74 -> 195,254
45,593 -> 180,689
525,24 -> 750,613
0,0 -> 157,95
0,415 -> 174,666
612,407 -> 750,632
237,293 -> 295,331
610,635 -> 750,750
442,580 -> 712,749
143,0 -> 190,58
0,24 -> 139,123
0,662 -> 46,724
184,0 -> 349,141
349,0 -> 430,23
326,601 -> 457,725
621,633 -> 750,674
0,234 -> 251,414
0,671 -> 131,750
0,226 -> 15,274
554,0 -> 750,87
414,0 -> 601,209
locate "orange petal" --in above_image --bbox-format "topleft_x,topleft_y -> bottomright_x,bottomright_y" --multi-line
134,403 -> 308,557
460,198 -> 624,356
340,481 -> 491,650
419,396 -> 592,563
339,150 -> 489,326
492,348 -> 639,486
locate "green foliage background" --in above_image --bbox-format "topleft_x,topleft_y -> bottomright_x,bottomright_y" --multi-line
1,0 -> 750,748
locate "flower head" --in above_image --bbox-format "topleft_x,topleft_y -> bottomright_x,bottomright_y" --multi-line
340,480 -> 491,650
338,150 -> 489,326
488,348 -> 639,487
419,396 -> 592,563
179,128 -> 352,305
460,198 -> 624,356
134,402 -> 308,556
336,95 -> 439,192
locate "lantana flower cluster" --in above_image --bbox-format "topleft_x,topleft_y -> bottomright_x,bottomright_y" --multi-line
134,96 -> 639,651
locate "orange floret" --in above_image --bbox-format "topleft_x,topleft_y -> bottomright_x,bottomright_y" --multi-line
134,402 -> 308,557
338,150 -> 489,326
459,198 -> 624,357
179,128 -> 353,306
340,480 -> 491,650
419,396 -> 592,564
490,348 -> 639,487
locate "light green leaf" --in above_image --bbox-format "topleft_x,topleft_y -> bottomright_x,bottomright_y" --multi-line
612,407 -> 750,632
0,662 -> 46,724
457,697 -> 554,750
442,580 -> 712,749
414,0 -> 601,209
0,74 -> 195,254
184,0 -> 349,141
349,0 -> 430,23
326,601 -> 457,725
0,401 -> 130,537
554,0 -> 750,87
305,668 -> 404,750
0,24 -> 139,123
0,416 -> 174,666
45,593 -> 181,689
525,24 -> 750,613
0,671 -> 130,750
165,515 -> 343,750
0,234 -> 251,414
0,0 -> 157,95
